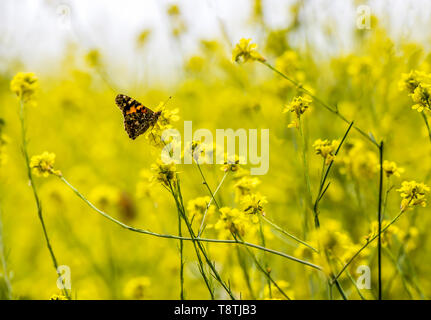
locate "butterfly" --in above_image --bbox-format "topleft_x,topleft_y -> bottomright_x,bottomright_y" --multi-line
115,94 -> 161,140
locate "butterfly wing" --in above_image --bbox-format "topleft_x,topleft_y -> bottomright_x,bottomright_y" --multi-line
115,94 -> 160,140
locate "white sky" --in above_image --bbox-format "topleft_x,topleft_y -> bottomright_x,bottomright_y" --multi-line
1,0 -> 431,85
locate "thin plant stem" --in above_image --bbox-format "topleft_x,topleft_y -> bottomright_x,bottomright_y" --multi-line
19,101 -> 70,300
235,246 -> 256,299
333,208 -> 407,283
421,112 -> 431,145
258,219 -> 271,296
260,215 -> 318,252
177,207 -> 184,299
313,121 -> 354,227
383,247 -> 414,299
377,141 -> 384,300
198,170 -> 229,237
169,181 -> 215,299
170,179 -> 235,299
298,116 -> 313,232
196,162 -> 219,208
260,61 -> 379,148
194,163 -> 293,299
0,207 -> 13,300
235,233 -> 291,300
59,175 -> 322,271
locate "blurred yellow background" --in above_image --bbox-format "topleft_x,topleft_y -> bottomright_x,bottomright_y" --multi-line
1,0 -> 431,300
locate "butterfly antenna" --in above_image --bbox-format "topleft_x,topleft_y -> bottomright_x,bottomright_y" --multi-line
163,96 -> 173,107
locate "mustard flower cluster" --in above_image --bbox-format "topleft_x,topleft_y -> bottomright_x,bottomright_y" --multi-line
187,196 -> 215,225
240,192 -> 267,216
382,160 -> 404,178
399,70 -> 431,112
214,207 -> 259,238
30,152 -> 61,177
144,101 -> 179,148
283,96 -> 312,129
233,176 -> 261,202
10,72 -> 39,107
397,181 -> 430,211
312,139 -> 338,165
150,159 -> 177,188
220,155 -> 243,173
232,38 -> 266,64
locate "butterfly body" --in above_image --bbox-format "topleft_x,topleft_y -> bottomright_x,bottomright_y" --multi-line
115,94 -> 161,140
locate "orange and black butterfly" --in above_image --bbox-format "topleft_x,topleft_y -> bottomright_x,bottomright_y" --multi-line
115,94 -> 161,140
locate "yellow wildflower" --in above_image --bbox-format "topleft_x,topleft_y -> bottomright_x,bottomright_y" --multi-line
240,192 -> 267,215
234,176 -> 261,202
10,72 -> 39,106
410,84 -> 431,112
397,181 -> 430,211
284,96 -> 311,117
150,159 -> 177,188
366,220 -> 400,247
340,139 -> 378,179
187,196 -> 215,225
382,160 -> 404,178
167,4 -> 180,16
232,38 -> 265,63
283,96 -> 311,129
221,154 -> 243,173
144,101 -> 179,148
398,70 -> 431,94
313,139 -> 338,165
30,152 -> 61,177
215,207 -> 258,238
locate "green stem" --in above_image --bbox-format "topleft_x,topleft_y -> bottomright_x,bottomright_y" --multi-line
260,215 -> 318,252
421,112 -> 431,145
198,170 -> 228,237
59,175 -> 322,271
170,180 -> 235,299
377,141 -> 384,300
260,61 -> 379,148
298,116 -> 313,231
196,162 -> 219,208
177,206 -> 184,300
19,101 -> 70,300
333,208 -> 407,283
169,181 -> 215,299
0,206 -> 13,299
195,163 -> 293,299
313,121 -> 354,227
